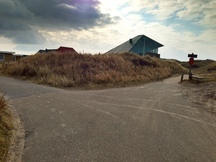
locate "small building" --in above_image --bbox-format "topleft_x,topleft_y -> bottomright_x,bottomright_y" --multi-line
0,51 -> 15,62
37,49 -> 56,53
13,54 -> 28,61
37,46 -> 78,54
105,35 -> 164,58
0,51 -> 27,62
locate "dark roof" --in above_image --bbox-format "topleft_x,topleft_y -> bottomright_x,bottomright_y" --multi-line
105,35 -> 163,55
0,51 -> 15,55
14,54 -> 28,57
37,49 -> 55,53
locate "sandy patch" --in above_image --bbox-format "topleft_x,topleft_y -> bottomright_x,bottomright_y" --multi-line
181,81 -> 216,114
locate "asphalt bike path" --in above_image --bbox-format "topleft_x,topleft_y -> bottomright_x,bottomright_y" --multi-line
1,76 -> 216,162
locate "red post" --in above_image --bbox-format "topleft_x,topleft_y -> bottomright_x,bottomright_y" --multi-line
188,53 -> 198,80
189,57 -> 194,65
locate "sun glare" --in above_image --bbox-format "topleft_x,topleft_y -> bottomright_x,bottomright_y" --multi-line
98,0 -> 126,16
98,0 -> 113,7
98,0 -> 114,11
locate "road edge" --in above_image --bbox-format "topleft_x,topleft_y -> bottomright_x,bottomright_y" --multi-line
6,104 -> 25,162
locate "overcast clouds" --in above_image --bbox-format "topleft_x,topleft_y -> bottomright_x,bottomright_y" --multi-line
0,0 -> 114,44
0,0 -> 216,61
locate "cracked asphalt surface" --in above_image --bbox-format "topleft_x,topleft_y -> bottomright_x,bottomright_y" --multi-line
1,76 -> 216,162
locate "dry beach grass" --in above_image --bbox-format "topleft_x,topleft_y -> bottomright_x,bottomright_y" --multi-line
0,95 -> 13,162
0,52 -> 186,88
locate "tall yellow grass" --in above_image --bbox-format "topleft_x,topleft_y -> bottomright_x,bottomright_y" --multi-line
0,52 -> 187,87
0,95 -> 13,162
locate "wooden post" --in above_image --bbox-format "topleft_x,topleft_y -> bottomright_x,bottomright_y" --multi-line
181,73 -> 184,82
189,64 -> 192,80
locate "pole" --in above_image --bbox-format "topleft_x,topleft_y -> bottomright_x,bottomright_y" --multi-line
143,37 -> 145,56
189,64 -> 192,80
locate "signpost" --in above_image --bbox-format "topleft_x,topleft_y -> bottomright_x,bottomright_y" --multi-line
188,53 -> 198,80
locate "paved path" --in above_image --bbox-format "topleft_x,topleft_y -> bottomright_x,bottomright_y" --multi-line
1,76 -> 216,162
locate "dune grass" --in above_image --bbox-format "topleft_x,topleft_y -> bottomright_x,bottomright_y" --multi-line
0,95 -> 13,162
0,52 -> 187,88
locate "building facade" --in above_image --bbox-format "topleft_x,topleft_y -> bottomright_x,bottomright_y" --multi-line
0,51 -> 27,62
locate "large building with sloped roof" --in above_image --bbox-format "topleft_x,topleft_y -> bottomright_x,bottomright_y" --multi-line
105,35 -> 164,58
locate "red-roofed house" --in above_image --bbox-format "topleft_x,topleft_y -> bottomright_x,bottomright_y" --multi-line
37,46 -> 78,54
57,46 -> 77,53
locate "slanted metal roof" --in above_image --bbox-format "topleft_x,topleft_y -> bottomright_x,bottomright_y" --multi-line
105,35 -> 163,55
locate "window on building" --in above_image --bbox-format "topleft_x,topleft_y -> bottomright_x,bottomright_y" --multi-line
148,49 -> 158,54
0,54 -> 5,61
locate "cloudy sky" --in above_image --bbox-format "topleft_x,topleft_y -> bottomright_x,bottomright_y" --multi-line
0,0 -> 215,61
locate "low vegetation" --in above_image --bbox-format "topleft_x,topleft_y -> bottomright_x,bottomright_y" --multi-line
0,95 -> 13,162
0,52 -> 186,88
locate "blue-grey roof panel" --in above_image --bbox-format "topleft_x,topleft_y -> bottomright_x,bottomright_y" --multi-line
105,35 -> 163,54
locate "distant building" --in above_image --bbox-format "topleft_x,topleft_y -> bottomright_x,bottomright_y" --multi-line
37,46 -> 78,54
13,54 -> 28,61
37,49 -> 56,53
0,51 -> 15,62
105,35 -> 164,58
0,51 -> 27,62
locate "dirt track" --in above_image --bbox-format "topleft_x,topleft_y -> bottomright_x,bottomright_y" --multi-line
182,81 -> 216,114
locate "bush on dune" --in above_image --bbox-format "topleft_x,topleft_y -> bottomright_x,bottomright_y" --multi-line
1,52 -> 187,87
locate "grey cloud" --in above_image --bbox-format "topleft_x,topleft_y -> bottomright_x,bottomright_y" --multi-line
11,29 -> 45,44
0,0 -> 116,44
0,21 -> 46,44
0,0 -> 30,18
23,0 -> 111,29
